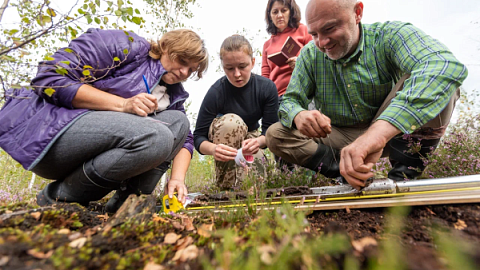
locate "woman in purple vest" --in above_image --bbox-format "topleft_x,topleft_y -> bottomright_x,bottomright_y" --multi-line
0,28 -> 208,212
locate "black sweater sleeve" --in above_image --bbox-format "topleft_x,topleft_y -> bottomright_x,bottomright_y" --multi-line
193,84 -> 219,154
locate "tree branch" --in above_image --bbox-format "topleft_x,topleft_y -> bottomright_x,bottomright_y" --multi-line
0,29 -> 50,56
0,0 -> 9,23
0,0 -> 83,56
0,75 -> 6,100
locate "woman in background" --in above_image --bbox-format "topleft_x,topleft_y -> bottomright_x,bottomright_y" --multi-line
194,35 -> 278,190
262,0 -> 312,98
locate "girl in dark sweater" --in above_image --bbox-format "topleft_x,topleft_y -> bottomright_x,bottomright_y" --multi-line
194,35 -> 279,190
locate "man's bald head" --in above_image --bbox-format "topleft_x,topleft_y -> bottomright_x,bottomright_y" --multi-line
306,0 -> 357,21
305,0 -> 363,60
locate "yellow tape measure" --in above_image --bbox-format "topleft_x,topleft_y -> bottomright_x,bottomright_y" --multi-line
186,186 -> 480,211
162,194 -> 184,213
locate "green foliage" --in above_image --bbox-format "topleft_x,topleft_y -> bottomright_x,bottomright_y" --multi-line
369,206 -> 409,270
0,0 -> 199,96
433,227 -> 477,270
184,151 -> 215,193
0,150 -> 39,203
142,0 -> 198,35
202,205 -> 352,269
423,112 -> 480,178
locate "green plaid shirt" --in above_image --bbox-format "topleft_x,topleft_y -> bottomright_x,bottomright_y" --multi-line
279,21 -> 468,134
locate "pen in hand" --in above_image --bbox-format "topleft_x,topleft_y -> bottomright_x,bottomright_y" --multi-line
142,75 -> 156,116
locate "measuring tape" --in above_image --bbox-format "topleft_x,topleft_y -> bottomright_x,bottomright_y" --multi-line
162,194 -> 185,213
185,186 -> 480,211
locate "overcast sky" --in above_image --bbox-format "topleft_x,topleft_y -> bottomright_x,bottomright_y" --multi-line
183,0 -> 480,116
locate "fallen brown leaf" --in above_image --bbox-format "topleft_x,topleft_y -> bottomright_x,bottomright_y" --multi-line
57,229 -> 70,235
27,249 -> 53,259
69,237 -> 87,248
143,261 -> 165,270
6,236 -> 17,242
84,225 -> 101,238
172,245 -> 199,262
345,207 -> 351,214
175,236 -> 194,251
68,232 -> 83,241
454,219 -> 467,230
152,214 -> 169,223
352,237 -> 378,252
172,221 -> 185,231
197,223 -> 214,238
164,232 -> 181,244
182,217 -> 195,231
30,212 -> 41,220
0,256 -> 9,266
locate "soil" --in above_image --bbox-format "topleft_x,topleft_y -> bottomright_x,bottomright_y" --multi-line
308,204 -> 480,270
0,198 -> 479,269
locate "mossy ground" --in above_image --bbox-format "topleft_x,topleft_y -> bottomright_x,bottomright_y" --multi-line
0,199 -> 480,270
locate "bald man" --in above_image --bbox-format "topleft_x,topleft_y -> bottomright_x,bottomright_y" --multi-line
266,0 -> 468,189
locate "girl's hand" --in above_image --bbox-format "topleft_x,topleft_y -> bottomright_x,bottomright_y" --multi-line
286,57 -> 297,70
213,144 -> 238,162
242,138 -> 260,156
166,178 -> 188,204
123,93 -> 158,117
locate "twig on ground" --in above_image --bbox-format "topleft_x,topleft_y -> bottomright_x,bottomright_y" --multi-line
0,206 -> 54,222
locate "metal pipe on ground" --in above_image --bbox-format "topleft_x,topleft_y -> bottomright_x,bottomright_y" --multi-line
396,174 -> 480,193
310,175 -> 480,197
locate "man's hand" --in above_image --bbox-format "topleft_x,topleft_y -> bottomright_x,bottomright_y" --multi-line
213,144 -> 238,162
123,93 -> 158,117
340,137 -> 383,190
294,110 -> 332,138
339,120 -> 400,190
166,178 -> 188,204
242,138 -> 260,156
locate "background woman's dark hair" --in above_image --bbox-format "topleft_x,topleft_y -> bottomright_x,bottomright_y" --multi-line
265,0 -> 302,35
